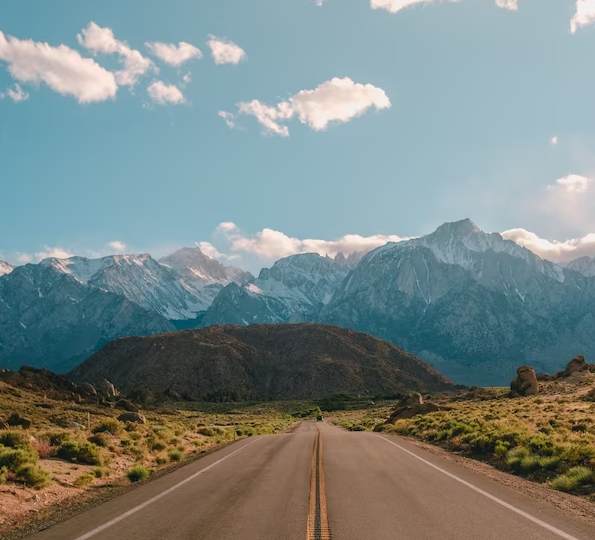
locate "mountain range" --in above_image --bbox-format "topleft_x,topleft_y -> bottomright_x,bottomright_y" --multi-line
2,220 -> 595,385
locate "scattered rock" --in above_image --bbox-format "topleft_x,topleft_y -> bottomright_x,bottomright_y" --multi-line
115,398 -> 139,412
67,421 -> 85,430
510,366 -> 538,397
536,372 -> 554,382
7,412 -> 31,429
459,443 -> 472,451
117,412 -> 146,424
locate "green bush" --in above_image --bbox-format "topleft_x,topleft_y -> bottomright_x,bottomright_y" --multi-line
0,431 -> 29,448
551,467 -> 594,493
74,473 -> 95,487
0,466 -> 7,485
129,432 -> 142,441
127,465 -> 151,482
196,427 -> 215,437
57,442 -> 104,465
88,432 -> 112,447
168,449 -> 183,461
0,446 -> 39,472
93,467 -> 111,478
47,432 -> 70,447
92,420 -> 122,435
150,440 -> 167,452
155,456 -> 168,465
17,464 -> 51,489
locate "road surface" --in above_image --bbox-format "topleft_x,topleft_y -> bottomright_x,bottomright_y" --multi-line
25,422 -> 595,540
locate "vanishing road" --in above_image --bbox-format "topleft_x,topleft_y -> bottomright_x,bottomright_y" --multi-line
26,422 -> 595,540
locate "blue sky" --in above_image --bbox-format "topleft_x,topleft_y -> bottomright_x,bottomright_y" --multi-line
2,0 -> 595,270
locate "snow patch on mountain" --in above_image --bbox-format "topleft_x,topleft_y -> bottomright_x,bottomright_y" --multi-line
0,261 -> 15,277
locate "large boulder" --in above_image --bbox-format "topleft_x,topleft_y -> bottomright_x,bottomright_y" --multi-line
96,379 -> 119,398
115,399 -> 139,412
510,366 -> 538,397
7,412 -> 31,429
558,355 -> 590,378
80,383 -> 97,396
117,412 -> 146,424
386,393 -> 444,423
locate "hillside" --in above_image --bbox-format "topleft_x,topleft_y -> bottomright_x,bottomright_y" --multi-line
70,324 -> 457,400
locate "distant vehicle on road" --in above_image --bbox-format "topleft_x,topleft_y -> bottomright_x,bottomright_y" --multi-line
316,414 -> 323,422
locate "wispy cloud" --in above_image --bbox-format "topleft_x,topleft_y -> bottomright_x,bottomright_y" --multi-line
502,229 -> 595,262
146,41 -> 202,67
234,77 -> 391,137
107,241 -> 127,254
370,0 -> 517,14
77,22 -> 156,86
207,36 -> 247,65
0,83 -> 29,102
0,28 -> 117,103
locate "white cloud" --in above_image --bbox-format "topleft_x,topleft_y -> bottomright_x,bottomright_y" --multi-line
78,22 -> 155,86
0,29 -> 117,103
147,81 -> 185,105
107,241 -> 127,254
218,111 -> 237,128
369,0 -> 517,13
215,221 -> 403,260
571,0 -> 595,34
34,246 -> 74,261
146,42 -> 202,67
550,136 -> 558,145
502,229 -> 595,262
197,242 -> 225,260
207,36 -> 247,65
16,253 -> 34,264
235,77 -> 391,136
0,83 -> 29,102
182,72 -> 192,85
551,174 -> 593,194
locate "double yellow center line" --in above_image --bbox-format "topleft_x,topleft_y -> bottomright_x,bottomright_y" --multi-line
307,430 -> 332,540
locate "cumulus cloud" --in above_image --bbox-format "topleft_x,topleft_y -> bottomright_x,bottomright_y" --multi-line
197,241 -> 225,260
107,241 -> 127,254
0,83 -> 29,102
214,222 -> 403,260
370,0 -> 517,13
235,77 -> 391,136
146,41 -> 202,67
147,81 -> 185,105
0,29 -> 117,103
571,0 -> 595,33
502,229 -> 595,262
78,22 -> 155,86
207,36 -> 247,65
551,174 -> 593,194
34,246 -> 74,261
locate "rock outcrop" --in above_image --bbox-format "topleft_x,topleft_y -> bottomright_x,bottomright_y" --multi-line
115,399 -> 139,412
385,393 -> 444,422
117,412 -> 146,424
510,366 -> 538,396
558,355 -> 592,378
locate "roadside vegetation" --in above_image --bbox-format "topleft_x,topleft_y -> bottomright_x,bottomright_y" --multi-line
335,375 -> 595,500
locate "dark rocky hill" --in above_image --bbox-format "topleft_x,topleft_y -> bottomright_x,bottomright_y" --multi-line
70,324 -> 457,401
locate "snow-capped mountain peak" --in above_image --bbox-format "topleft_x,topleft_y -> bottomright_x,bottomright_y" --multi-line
0,260 -> 15,277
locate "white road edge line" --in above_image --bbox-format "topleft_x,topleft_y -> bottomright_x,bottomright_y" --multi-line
73,437 -> 263,540
376,435 -> 582,540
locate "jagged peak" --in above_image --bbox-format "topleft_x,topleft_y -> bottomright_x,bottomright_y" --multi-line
434,218 -> 482,237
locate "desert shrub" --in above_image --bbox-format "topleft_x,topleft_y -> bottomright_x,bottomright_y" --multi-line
0,446 -> 38,472
196,427 -> 215,437
32,438 -> 52,458
348,425 -> 367,432
93,467 -> 111,478
150,440 -> 167,452
0,431 -> 29,448
57,442 -> 104,465
17,464 -> 51,489
47,432 -> 70,447
529,435 -> 555,456
92,420 -> 122,435
537,456 -> 561,471
494,444 -> 508,457
551,467 -> 594,493
88,432 -> 112,448
74,473 -> 95,487
0,466 -> 7,485
506,447 -> 530,473
168,449 -> 183,461
127,465 -> 151,482
155,455 -> 168,465
129,432 -> 142,441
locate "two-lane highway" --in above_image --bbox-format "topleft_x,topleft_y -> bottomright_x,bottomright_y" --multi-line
25,422 -> 595,540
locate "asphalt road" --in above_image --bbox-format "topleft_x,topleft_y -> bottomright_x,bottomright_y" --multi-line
26,421 -> 595,540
